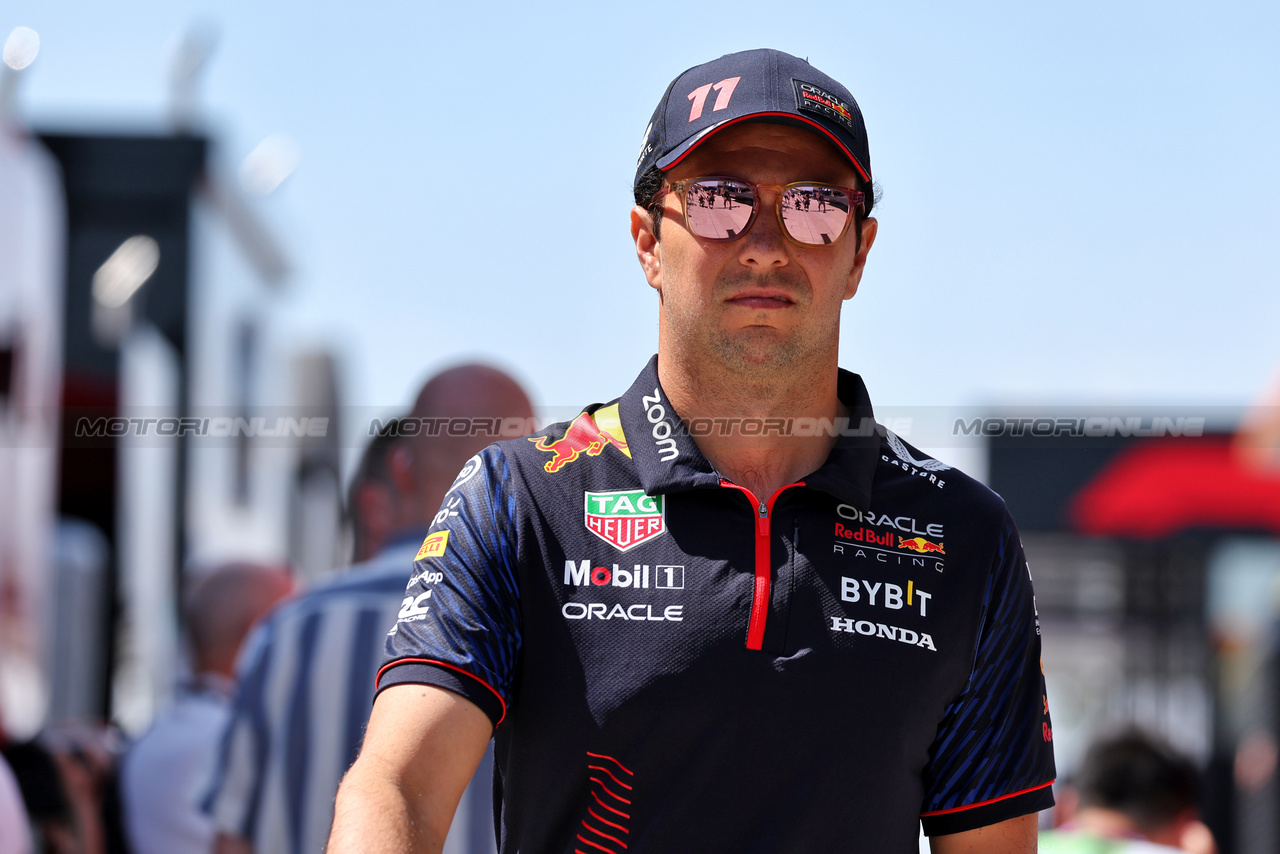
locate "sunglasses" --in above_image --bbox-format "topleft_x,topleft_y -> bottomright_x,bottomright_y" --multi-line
657,177 -> 865,246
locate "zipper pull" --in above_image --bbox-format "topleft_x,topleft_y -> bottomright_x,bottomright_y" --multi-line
756,502 -> 769,535
758,502 -> 768,518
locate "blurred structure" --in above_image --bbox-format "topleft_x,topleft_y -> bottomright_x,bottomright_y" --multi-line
984,410 -> 1280,854
0,23 -> 349,749
0,24 -> 66,743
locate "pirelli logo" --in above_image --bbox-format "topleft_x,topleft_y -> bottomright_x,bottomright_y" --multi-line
416,531 -> 449,560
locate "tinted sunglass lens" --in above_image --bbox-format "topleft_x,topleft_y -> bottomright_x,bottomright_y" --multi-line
684,180 -> 755,240
779,185 -> 851,245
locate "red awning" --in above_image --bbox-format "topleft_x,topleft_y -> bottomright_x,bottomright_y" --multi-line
1069,437 -> 1280,538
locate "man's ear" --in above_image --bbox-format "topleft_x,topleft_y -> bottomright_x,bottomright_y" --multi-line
631,206 -> 662,292
353,480 -> 393,550
387,443 -> 415,501
844,216 -> 877,300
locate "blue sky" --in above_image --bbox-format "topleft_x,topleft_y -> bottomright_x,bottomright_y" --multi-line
7,0 -> 1279,415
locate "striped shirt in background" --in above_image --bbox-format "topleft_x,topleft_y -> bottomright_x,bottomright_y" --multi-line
203,535 -> 497,854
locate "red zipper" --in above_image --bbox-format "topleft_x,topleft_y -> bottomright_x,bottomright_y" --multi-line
720,479 -> 805,650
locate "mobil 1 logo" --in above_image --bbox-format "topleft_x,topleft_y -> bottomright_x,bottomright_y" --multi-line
563,560 -> 684,590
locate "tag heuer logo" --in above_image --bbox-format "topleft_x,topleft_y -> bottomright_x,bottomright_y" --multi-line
584,489 -> 665,551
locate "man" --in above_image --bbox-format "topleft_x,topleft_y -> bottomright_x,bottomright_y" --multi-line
1040,731 -> 1217,854
347,416 -> 403,564
120,562 -> 294,854
330,49 -> 1055,853
206,366 -> 532,854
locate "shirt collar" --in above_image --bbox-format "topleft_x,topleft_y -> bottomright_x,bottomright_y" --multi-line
618,355 -> 878,509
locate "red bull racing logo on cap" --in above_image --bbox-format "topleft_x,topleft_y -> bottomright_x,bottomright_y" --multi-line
793,80 -> 856,132
584,489 -> 666,551
529,410 -> 629,474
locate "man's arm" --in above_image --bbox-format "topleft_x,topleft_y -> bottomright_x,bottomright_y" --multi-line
929,814 -> 1038,854
919,512 -> 1056,838
326,683 -> 492,854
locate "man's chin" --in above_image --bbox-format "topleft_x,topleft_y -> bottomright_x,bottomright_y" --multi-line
713,329 -> 803,371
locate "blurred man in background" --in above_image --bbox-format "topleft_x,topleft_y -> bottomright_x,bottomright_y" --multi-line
1042,729 -> 1217,854
2,719 -> 116,854
347,415 -> 406,565
0,750 -> 32,854
206,364 -> 533,854
119,562 -> 293,854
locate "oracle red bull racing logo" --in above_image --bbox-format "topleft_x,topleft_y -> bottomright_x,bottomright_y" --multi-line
529,412 -> 627,473
832,505 -> 946,572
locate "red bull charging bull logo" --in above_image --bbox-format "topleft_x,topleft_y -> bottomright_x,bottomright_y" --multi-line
898,536 -> 945,555
529,412 -> 628,474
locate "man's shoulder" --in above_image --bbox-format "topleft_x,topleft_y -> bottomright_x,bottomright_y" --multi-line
873,427 -> 1012,528
127,687 -> 229,756
489,397 -> 634,481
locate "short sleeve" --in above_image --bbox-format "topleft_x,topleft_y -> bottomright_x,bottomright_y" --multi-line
377,445 -> 522,727
919,512 -> 1056,836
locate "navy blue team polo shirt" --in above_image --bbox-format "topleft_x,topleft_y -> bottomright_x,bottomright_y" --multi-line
379,356 -> 1055,853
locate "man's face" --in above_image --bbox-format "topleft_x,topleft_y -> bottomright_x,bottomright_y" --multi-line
632,122 -> 877,375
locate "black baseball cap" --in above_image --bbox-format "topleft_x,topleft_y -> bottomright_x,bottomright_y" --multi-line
634,49 -> 871,192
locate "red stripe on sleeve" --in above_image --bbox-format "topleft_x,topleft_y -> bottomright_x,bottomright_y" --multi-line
919,780 -> 1055,817
374,658 -> 507,726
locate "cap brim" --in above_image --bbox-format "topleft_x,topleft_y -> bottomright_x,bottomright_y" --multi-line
655,111 -> 871,184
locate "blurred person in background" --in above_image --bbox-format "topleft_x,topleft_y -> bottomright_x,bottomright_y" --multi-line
1042,729 -> 1217,854
4,723 -> 117,854
0,750 -> 33,854
205,365 -> 533,854
347,412 -> 404,564
118,562 -> 293,854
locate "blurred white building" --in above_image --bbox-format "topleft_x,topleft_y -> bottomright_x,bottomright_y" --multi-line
0,30 -> 347,739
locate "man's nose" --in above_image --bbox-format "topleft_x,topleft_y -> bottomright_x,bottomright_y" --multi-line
738,188 -> 789,269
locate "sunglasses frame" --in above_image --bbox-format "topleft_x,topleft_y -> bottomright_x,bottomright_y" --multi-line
656,176 -> 865,247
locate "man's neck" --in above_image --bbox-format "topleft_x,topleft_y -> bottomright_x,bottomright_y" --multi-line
658,350 -> 843,500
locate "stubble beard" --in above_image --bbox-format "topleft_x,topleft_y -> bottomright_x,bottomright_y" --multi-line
666,271 -> 842,400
